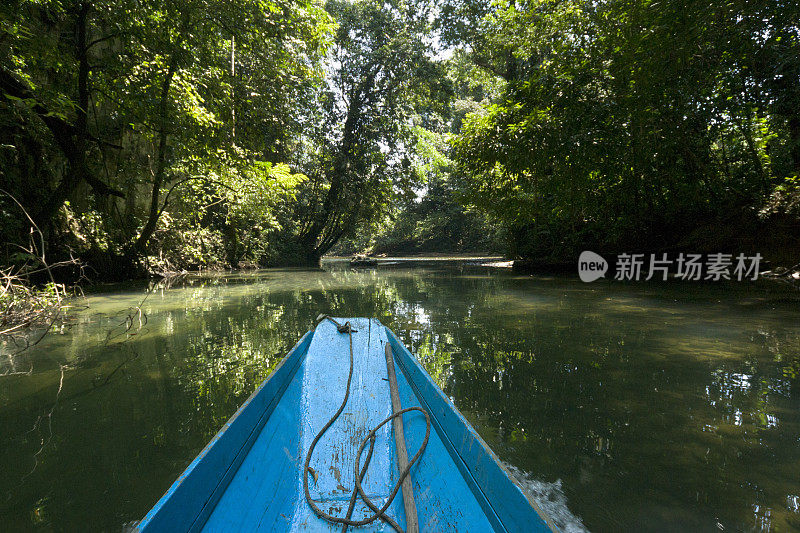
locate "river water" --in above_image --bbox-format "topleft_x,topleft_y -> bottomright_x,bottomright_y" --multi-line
1,261 -> 799,531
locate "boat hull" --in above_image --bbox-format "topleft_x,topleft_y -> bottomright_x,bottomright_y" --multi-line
137,318 -> 554,532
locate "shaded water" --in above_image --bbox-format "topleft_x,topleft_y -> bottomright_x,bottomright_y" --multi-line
1,263 -> 800,531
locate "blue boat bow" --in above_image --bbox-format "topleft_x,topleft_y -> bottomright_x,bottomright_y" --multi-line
137,318 -> 556,532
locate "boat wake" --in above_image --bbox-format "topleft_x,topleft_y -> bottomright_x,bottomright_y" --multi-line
503,463 -> 589,533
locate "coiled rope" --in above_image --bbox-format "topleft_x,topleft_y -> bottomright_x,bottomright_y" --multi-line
303,315 -> 430,533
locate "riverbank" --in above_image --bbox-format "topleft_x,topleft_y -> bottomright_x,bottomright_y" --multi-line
324,253 -> 506,265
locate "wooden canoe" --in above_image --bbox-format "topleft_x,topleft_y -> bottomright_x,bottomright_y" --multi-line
136,318 -> 556,532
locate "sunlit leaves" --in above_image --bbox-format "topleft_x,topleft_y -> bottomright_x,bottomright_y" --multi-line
286,0 -> 452,259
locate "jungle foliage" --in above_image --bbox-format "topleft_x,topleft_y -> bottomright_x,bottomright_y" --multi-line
448,0 -> 800,263
1,0 -> 798,277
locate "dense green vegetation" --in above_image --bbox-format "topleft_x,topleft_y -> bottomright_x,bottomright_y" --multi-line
1,0 -> 798,278
450,0 -> 800,265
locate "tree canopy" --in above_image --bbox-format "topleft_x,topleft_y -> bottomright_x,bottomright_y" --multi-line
1,0 -> 798,275
451,0 -> 800,263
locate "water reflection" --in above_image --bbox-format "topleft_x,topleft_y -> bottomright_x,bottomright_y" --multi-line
1,265 -> 799,531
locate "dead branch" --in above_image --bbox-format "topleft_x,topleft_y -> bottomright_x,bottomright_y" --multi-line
0,190 -> 86,354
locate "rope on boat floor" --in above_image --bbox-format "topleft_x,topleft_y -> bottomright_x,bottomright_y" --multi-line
303,315 -> 430,533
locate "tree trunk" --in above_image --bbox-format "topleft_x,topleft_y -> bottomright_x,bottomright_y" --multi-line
0,2 -> 123,228
298,73 -> 374,258
132,60 -> 177,255
788,115 -> 800,177
230,36 -> 236,143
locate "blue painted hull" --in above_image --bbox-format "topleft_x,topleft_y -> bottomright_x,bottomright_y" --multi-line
137,319 -> 556,532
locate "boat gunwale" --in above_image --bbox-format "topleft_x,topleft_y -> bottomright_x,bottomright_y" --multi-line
135,331 -> 314,532
384,326 -> 558,533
